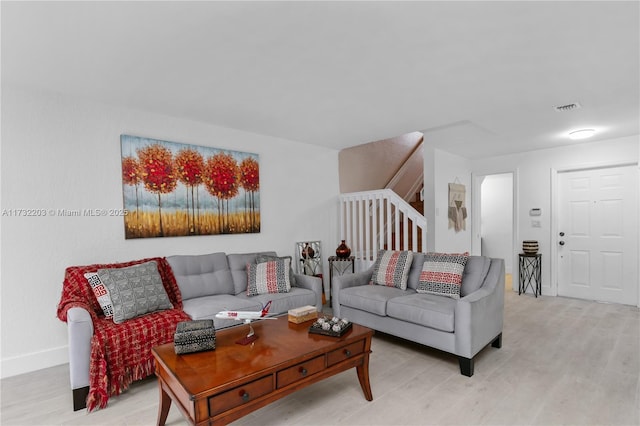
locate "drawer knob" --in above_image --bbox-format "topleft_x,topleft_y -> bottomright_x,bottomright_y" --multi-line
240,391 -> 250,402
344,349 -> 352,357
299,367 -> 308,376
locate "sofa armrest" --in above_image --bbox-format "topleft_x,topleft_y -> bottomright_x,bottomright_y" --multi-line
454,258 -> 505,358
331,267 -> 374,317
293,273 -> 323,311
67,307 -> 93,390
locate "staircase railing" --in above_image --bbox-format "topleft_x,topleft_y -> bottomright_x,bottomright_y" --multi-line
339,189 -> 427,270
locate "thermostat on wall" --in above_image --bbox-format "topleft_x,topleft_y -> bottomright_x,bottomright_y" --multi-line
529,208 -> 542,216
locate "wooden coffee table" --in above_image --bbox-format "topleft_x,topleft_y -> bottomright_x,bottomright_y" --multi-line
152,316 -> 374,425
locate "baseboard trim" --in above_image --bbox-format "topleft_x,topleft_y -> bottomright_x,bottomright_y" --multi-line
1,345 -> 68,379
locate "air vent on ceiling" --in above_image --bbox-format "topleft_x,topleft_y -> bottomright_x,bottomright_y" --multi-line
554,102 -> 582,112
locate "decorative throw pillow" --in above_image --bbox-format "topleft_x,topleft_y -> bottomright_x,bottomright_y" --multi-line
97,260 -> 173,324
416,252 -> 469,299
369,250 -> 414,290
84,272 -> 114,318
255,254 -> 297,286
247,258 -> 291,296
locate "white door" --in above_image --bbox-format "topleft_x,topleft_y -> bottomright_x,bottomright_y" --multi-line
557,165 -> 638,305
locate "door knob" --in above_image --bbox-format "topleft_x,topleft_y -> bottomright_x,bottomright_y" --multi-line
559,232 -> 565,237
559,241 -> 565,246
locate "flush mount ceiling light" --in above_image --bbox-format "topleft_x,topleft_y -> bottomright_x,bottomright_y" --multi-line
568,129 -> 596,140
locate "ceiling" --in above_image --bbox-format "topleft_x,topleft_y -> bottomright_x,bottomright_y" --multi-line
2,1 -> 639,158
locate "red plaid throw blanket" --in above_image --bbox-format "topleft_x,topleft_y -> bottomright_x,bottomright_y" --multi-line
56,257 -> 190,411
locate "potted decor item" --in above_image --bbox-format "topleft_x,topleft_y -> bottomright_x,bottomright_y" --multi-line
335,240 -> 351,258
522,240 -> 539,255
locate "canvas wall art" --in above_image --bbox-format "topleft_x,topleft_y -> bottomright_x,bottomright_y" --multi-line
121,134 -> 260,239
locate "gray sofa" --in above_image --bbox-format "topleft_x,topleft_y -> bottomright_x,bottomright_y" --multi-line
66,251 -> 323,410
331,254 -> 504,376
166,251 -> 323,329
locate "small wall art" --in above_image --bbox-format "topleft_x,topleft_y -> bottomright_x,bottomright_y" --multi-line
121,134 -> 260,239
448,182 -> 467,232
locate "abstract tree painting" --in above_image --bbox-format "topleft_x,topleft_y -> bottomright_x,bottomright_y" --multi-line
120,135 -> 260,239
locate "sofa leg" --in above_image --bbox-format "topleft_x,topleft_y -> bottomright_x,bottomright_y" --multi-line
458,357 -> 474,377
73,386 -> 89,411
491,333 -> 503,348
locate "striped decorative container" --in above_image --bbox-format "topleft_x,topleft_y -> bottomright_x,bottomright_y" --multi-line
522,240 -> 539,255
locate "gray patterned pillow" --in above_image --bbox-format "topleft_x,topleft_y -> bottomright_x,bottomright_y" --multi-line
416,252 -> 469,299
370,250 -> 414,290
97,261 -> 173,324
246,258 -> 291,296
255,254 -> 297,286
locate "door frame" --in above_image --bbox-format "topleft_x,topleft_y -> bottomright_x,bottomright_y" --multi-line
550,160 -> 640,306
471,168 -> 519,290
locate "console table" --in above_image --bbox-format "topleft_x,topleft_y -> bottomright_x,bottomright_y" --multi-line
518,253 -> 541,297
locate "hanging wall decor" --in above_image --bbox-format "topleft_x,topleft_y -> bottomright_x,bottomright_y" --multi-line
120,134 -> 260,239
448,182 -> 467,232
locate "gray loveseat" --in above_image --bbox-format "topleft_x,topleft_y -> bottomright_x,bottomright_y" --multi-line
331,253 -> 504,376
64,251 -> 322,410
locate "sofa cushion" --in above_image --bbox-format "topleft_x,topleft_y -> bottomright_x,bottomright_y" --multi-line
182,294 -> 262,327
406,252 -> 426,290
370,250 -> 414,290
166,252 -> 233,300
417,252 -> 469,299
97,260 -> 173,324
228,252 -> 277,295
340,285 -> 415,316
256,254 -> 297,286
247,258 -> 292,296
460,256 -> 491,297
84,272 -> 114,318
387,293 -> 457,332
235,287 -> 317,315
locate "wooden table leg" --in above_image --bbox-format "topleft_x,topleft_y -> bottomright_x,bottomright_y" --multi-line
356,356 -> 373,401
157,381 -> 172,426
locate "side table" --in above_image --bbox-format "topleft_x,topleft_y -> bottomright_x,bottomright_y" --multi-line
328,256 -> 355,303
518,253 -> 541,297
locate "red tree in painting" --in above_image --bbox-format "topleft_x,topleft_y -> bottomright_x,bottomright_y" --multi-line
122,156 -> 141,213
175,148 -> 204,234
240,157 -> 259,232
203,152 -> 239,233
136,144 -> 177,236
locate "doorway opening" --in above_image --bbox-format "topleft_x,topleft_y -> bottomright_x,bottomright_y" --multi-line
476,172 -> 515,291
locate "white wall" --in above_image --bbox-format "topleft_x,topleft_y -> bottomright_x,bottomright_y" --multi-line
480,173 -> 513,274
0,86 -> 340,378
471,135 -> 639,297
433,149 -> 472,253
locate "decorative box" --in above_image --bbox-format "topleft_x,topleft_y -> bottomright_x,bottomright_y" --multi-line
174,319 -> 216,355
288,305 -> 318,324
309,316 -> 352,337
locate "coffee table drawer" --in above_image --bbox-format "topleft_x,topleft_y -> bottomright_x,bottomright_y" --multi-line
327,340 -> 365,366
276,355 -> 325,388
208,375 -> 273,417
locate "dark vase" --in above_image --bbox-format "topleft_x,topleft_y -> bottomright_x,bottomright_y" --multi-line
301,243 -> 315,259
336,240 -> 351,258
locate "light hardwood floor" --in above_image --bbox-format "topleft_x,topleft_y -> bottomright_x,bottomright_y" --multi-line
2,285 -> 639,426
